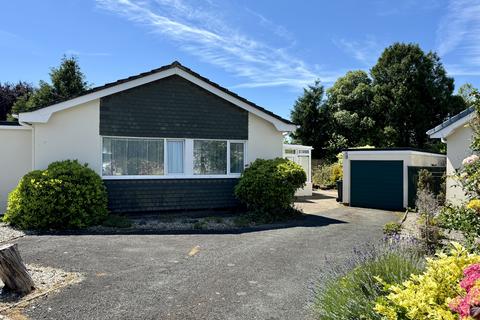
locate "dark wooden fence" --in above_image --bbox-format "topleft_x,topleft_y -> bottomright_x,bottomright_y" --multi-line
407,166 -> 446,208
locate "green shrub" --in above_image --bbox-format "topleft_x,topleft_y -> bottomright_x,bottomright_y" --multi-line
4,160 -> 108,230
234,158 -> 306,221
417,169 -> 434,192
439,204 -> 480,247
383,222 -> 402,236
313,242 -> 425,320
312,163 -> 342,189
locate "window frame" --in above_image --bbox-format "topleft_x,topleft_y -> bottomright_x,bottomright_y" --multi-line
101,136 -> 246,180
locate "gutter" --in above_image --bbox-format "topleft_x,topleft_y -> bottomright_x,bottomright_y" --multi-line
18,121 -> 35,171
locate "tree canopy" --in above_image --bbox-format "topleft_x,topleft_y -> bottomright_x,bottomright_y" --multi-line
9,56 -> 89,118
291,42 -> 468,160
0,82 -> 34,121
290,81 -> 331,158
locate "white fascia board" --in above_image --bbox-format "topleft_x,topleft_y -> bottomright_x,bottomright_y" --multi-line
0,125 -> 32,130
19,68 -> 177,123
18,67 -> 295,132
345,150 -> 446,158
429,112 -> 475,139
283,144 -> 313,150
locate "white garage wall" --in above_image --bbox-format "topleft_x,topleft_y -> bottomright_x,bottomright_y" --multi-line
342,150 -> 446,208
446,125 -> 473,205
33,100 -> 102,175
0,126 -> 32,213
247,113 -> 284,164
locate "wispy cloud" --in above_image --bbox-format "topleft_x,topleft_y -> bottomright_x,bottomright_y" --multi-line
96,0 -> 336,88
437,0 -> 480,75
374,0 -> 441,16
65,49 -> 111,57
333,36 -> 383,66
244,8 -> 295,45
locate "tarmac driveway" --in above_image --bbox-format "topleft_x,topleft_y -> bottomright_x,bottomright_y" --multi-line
14,194 -> 398,320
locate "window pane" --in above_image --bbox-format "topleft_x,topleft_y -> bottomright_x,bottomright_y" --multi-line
167,140 -> 184,174
230,142 -> 244,173
102,137 -> 164,176
194,140 -> 227,175
102,137 -> 112,175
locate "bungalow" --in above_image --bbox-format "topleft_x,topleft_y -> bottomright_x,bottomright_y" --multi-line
0,61 -> 298,213
427,107 -> 476,205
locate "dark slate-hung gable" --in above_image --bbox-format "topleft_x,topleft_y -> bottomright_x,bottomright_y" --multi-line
100,75 -> 248,140
99,74 -> 248,214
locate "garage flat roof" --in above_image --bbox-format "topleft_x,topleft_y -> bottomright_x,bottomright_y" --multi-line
344,147 -> 445,156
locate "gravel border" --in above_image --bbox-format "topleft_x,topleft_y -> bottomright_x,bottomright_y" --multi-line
0,224 -> 24,244
0,264 -> 83,317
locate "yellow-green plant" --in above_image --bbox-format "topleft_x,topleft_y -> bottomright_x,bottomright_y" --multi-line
374,242 -> 480,320
467,199 -> 480,213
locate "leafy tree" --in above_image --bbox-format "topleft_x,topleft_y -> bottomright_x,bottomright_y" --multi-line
458,83 -> 479,107
290,81 -> 332,158
370,43 -> 465,148
326,70 -> 375,147
0,82 -> 34,121
10,56 -> 89,117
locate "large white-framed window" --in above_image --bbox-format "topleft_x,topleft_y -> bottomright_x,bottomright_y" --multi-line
102,136 -> 246,179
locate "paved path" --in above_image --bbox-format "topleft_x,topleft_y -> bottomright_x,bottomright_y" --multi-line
13,195 -> 397,320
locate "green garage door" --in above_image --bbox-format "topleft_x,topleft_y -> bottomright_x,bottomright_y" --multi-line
350,160 -> 403,211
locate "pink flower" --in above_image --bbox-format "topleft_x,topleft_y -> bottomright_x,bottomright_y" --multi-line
462,155 -> 480,166
465,264 -> 480,278
458,297 -> 471,318
461,264 -> 480,291
449,296 -> 462,313
468,287 -> 480,306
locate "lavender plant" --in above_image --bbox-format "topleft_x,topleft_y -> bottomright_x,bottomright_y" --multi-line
312,239 -> 424,320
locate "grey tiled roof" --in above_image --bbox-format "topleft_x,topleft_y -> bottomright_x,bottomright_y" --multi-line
426,107 -> 475,135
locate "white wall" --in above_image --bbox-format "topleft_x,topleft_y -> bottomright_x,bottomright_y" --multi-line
0,126 -> 32,213
446,125 -> 473,205
33,100 -> 102,175
247,113 -> 284,163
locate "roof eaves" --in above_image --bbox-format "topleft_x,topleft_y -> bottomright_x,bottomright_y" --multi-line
22,61 -> 294,126
427,107 -> 475,136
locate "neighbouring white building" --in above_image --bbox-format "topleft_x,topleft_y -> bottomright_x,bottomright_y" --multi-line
427,107 -> 476,205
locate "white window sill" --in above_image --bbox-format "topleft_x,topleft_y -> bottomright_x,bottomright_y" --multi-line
102,174 -> 242,180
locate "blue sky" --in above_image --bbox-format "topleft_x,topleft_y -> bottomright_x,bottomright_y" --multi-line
1,0 -> 480,119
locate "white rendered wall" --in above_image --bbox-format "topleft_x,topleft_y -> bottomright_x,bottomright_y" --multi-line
0,127 -> 32,213
445,125 -> 473,205
33,100 -> 102,175
247,113 -> 284,164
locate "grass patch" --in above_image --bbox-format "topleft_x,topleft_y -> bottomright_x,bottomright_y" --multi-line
313,241 -> 425,320
102,215 -> 132,228
383,222 -> 402,236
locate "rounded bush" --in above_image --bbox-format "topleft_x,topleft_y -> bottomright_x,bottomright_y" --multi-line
234,158 -> 306,219
4,160 -> 108,230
